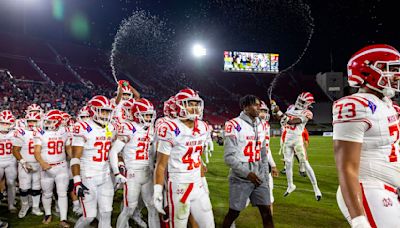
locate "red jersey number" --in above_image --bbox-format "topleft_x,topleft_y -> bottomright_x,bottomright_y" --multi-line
0,142 -> 12,155
388,124 -> 399,162
243,141 -> 261,162
136,141 -> 149,160
335,103 -> 356,119
48,140 -> 64,155
93,141 -> 111,162
182,145 -> 202,170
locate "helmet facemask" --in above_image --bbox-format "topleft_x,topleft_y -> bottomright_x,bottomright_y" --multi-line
43,119 -> 59,131
26,120 -> 39,131
0,122 -> 13,133
92,107 -> 113,126
177,99 -> 204,120
134,108 -> 155,128
369,60 -> 400,98
295,97 -> 313,110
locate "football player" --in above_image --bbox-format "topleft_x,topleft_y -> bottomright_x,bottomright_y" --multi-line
154,88 -> 215,228
0,110 -> 18,213
271,93 -> 322,200
33,110 -> 70,227
111,98 -> 159,228
71,95 -> 116,228
333,44 -> 400,228
12,112 -> 44,218
222,95 -> 273,228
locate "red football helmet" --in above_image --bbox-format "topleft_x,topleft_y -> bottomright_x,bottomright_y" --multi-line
295,92 -> 315,110
348,44 -> 400,98
122,98 -> 135,121
131,98 -> 156,127
259,101 -> 270,121
25,112 -> 41,130
26,104 -> 43,116
121,86 -> 133,100
78,106 -> 91,122
0,110 -> 15,133
163,96 -> 177,118
43,110 -> 63,131
88,95 -> 113,126
60,111 -> 72,126
175,88 -> 203,120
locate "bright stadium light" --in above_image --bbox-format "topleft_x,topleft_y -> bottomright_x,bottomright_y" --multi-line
192,44 -> 207,57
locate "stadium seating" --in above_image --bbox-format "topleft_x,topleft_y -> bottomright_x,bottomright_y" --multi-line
0,55 -> 44,81
35,61 -> 81,83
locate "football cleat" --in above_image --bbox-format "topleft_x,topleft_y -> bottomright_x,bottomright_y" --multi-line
283,185 -> 296,197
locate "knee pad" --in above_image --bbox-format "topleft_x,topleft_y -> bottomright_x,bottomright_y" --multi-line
294,144 -> 306,162
31,189 -> 42,196
6,179 -> 15,187
56,191 -> 68,198
124,207 -> 135,216
42,191 -> 53,199
20,189 -> 29,197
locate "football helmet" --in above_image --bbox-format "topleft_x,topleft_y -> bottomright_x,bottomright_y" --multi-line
132,98 -> 156,127
175,88 -> 203,120
26,104 -> 43,116
88,95 -> 113,126
78,106 -> 91,122
60,111 -> 72,127
259,101 -> 270,121
163,96 -> 177,118
0,110 -> 15,133
295,92 -> 315,110
121,86 -> 133,101
348,44 -> 400,98
43,110 -> 63,131
25,112 -> 41,130
122,98 -> 135,121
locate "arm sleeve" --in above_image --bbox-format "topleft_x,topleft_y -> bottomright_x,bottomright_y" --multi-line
333,122 -> 368,143
156,123 -> 174,156
109,139 -> 126,174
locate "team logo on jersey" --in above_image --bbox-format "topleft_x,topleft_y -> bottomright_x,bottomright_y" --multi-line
367,100 -> 376,114
18,129 -> 25,136
174,127 -> 180,136
131,126 -> 136,134
235,124 -> 242,132
86,125 -> 92,133
382,198 -> 393,207
38,128 -> 45,135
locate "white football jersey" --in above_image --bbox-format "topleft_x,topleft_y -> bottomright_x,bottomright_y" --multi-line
72,120 -> 116,178
224,117 -> 267,163
261,120 -> 271,150
33,127 -> 69,163
12,128 -> 36,162
157,119 -> 209,183
64,126 -> 73,146
117,121 -> 153,169
283,105 -> 313,143
0,131 -> 15,161
333,93 -> 400,187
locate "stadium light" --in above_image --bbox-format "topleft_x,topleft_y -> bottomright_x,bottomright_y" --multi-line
192,44 -> 207,57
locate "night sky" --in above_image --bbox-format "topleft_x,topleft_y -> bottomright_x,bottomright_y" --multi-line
0,0 -> 396,75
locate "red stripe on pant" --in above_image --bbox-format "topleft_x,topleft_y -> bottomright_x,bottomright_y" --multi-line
79,197 -> 87,218
124,183 -> 128,207
360,183 -> 377,228
180,183 -> 194,204
169,181 -> 175,228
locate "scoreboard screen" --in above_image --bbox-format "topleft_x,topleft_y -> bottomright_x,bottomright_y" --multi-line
223,51 -> 279,73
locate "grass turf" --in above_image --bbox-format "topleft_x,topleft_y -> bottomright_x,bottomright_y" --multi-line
0,136 -> 348,227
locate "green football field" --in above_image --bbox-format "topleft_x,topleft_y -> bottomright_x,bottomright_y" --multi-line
0,136 -> 348,227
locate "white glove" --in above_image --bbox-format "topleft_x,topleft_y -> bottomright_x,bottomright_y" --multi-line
351,216 -> 371,228
115,173 -> 127,184
20,159 -> 34,173
202,177 -> 209,194
153,184 -> 166,215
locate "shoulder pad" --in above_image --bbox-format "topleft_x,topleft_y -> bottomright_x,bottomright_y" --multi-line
333,95 -> 373,128
158,120 -> 180,138
73,121 -> 92,135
